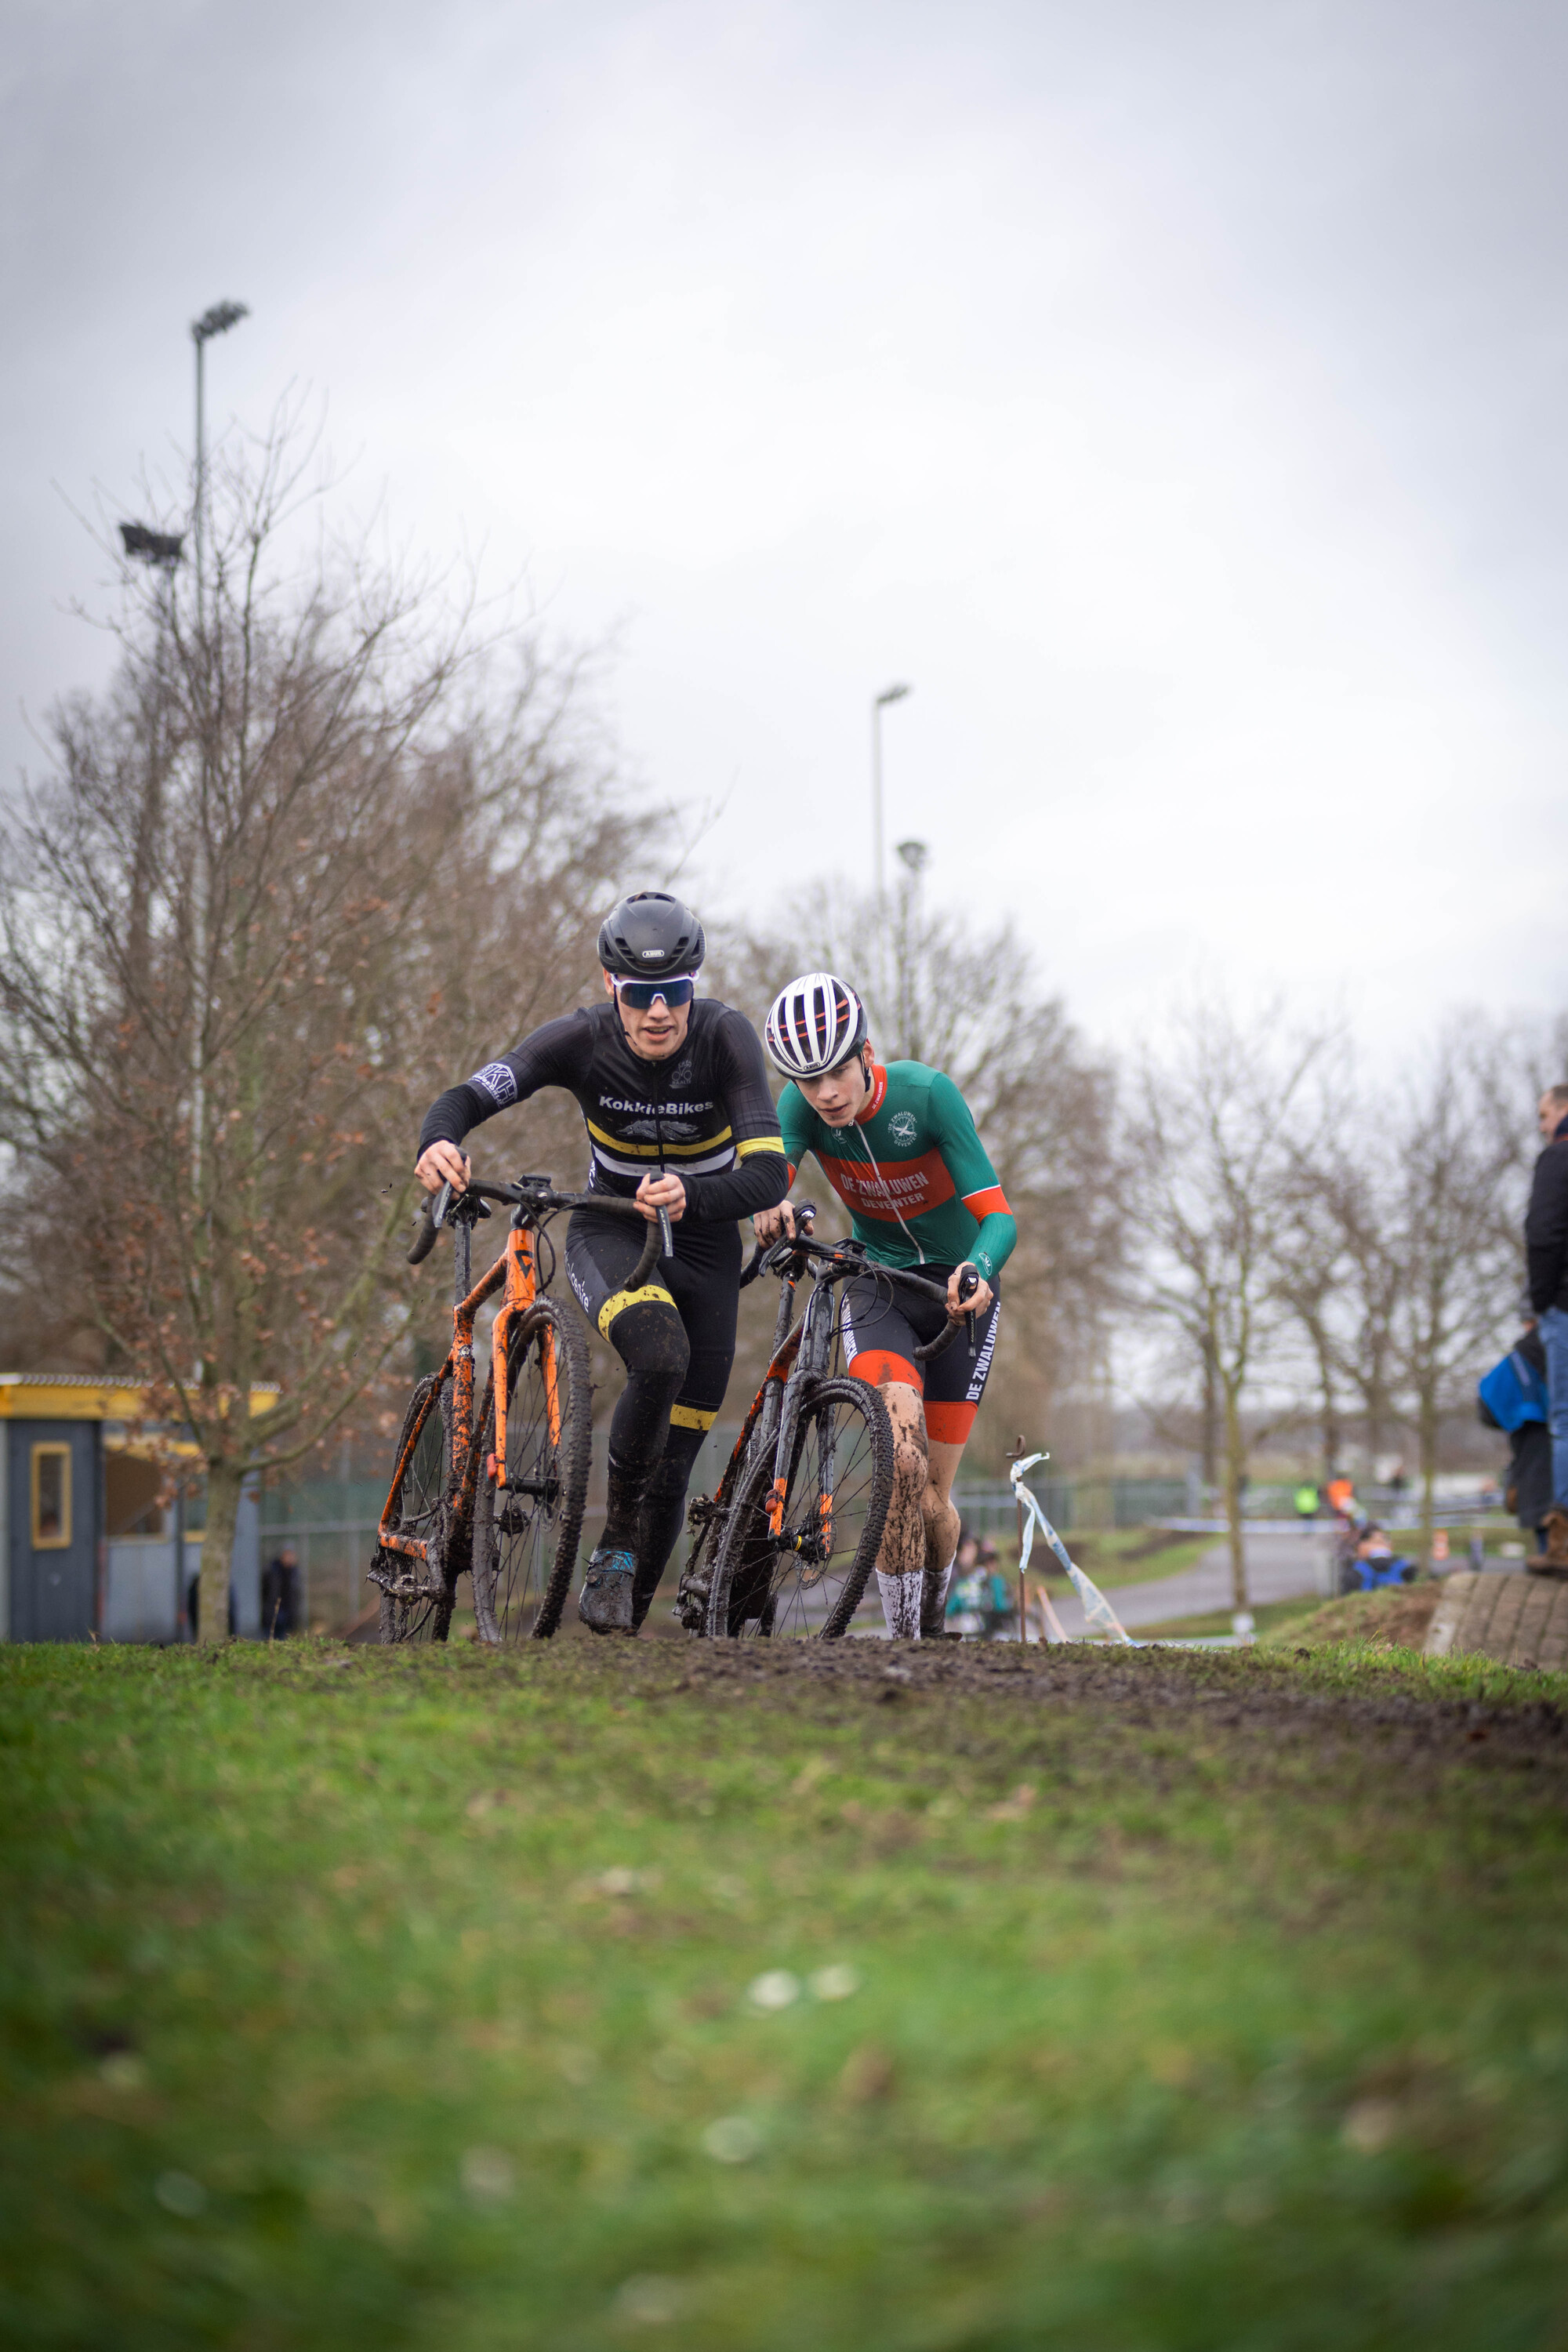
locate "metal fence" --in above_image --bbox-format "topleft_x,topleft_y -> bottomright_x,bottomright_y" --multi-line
949,1477 -> 1192,1537
265,1442 -> 1483,1633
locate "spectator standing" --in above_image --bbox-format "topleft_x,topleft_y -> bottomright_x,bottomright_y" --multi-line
1477,1311 -> 1552,1560
1524,1084 -> 1568,1570
262,1543 -> 303,1638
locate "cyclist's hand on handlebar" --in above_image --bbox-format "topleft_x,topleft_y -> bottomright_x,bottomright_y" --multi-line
752,1203 -> 797,1246
946,1263 -> 992,1320
636,1171 -> 686,1225
416,1142 -> 470,1197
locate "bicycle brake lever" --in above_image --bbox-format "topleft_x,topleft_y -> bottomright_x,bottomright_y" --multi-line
957,1264 -> 981,1352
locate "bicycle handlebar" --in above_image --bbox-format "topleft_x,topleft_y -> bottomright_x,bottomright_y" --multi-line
913,1264 -> 981,1363
408,1177 -> 673,1280
739,1210 -> 982,1360
408,1180 -> 452,1265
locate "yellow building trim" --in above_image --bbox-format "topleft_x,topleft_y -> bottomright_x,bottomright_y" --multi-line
597,1284 -> 676,1339
0,1378 -> 281,1423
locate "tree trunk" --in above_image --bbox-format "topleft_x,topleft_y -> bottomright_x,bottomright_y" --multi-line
1223,1377 -> 1248,1614
197,1453 -> 246,1646
1417,1384 -> 1439,1573
1200,1334 -> 1219,1494
1313,1330 -> 1340,1489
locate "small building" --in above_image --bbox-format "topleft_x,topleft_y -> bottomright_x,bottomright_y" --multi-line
0,1377 -> 260,1643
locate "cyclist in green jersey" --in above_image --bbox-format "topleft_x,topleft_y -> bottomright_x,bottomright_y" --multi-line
754,972 -> 1016,1639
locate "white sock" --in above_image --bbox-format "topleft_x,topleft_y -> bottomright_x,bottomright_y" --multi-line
877,1568 -> 924,1640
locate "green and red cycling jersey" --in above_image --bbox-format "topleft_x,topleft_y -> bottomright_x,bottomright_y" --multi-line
776,1060 -> 1016,1283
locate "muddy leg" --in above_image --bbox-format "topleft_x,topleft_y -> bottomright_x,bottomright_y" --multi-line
874,1381 -> 930,1636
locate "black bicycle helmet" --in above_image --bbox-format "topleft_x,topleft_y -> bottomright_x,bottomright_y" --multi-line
597,890 -> 706,979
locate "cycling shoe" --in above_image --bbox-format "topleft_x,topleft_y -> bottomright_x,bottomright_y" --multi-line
579,1546 -> 637,1633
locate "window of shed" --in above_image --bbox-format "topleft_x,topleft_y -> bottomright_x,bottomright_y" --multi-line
31,1446 -> 71,1549
106,1454 -> 166,1539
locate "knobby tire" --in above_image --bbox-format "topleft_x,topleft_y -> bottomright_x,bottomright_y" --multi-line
704,1375 -> 894,1639
472,1299 -> 592,1642
372,1371 -> 464,1643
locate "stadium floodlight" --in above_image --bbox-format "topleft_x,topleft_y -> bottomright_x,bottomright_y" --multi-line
192,301 -> 249,346
118,523 -> 185,572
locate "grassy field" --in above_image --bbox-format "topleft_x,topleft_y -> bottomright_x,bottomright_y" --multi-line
5,1635 -> 1568,2350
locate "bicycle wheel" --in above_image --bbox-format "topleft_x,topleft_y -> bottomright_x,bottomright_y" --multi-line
472,1299 -> 592,1642
705,1376 -> 894,1639
371,1372 -> 460,1643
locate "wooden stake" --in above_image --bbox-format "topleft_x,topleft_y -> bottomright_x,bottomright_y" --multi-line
1009,1434 -> 1028,1643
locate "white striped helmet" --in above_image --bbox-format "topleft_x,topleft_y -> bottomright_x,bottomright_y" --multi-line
764,972 -> 868,1077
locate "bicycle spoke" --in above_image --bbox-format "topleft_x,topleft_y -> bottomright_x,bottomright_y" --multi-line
475,1304 -> 591,1642
371,1373 -> 459,1642
716,1380 -> 892,1639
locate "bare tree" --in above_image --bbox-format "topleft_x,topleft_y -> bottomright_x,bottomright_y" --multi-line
1127,1000 -> 1334,1612
1331,1163 -> 1404,1482
0,418 -> 656,1639
1381,1029 -> 1520,1562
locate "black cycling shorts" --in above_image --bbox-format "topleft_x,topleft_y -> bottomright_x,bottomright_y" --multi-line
838,1263 -> 1000,1446
564,1209 -> 740,1432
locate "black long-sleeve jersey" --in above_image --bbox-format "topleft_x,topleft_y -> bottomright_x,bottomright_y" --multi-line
417,998 -> 789,1224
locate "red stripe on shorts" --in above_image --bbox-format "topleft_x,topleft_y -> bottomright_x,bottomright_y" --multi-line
846,1347 -> 920,1391
924,1399 -> 978,1445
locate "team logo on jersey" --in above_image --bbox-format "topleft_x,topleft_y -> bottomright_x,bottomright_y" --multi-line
470,1061 -> 519,1105
890,1112 -> 917,1143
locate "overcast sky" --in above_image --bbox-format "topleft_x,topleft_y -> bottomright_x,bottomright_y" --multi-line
5,0 -> 1566,1054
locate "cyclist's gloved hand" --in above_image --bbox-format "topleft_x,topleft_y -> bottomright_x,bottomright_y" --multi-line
635,1171 -> 686,1225
753,1201 -> 799,1246
946,1263 -> 992,1319
416,1142 -> 470,1197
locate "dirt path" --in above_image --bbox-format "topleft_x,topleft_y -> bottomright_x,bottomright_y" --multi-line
1047,1529 -> 1331,1637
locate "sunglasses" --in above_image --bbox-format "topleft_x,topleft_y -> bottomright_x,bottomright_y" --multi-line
613,974 -> 696,1010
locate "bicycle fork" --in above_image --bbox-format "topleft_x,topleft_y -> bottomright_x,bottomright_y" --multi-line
488,1214 -> 561,1483
765,1279 -> 840,1547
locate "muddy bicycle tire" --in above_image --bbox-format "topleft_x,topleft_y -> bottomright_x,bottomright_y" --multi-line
472,1299 -> 592,1642
704,1376 -> 894,1639
372,1371 -> 464,1642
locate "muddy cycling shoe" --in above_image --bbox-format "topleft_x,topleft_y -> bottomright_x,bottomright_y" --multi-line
579,1546 -> 637,1633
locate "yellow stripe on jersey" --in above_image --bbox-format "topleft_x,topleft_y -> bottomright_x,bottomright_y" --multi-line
669,1403 -> 719,1431
597,1283 -> 676,1338
736,1135 -> 786,1157
586,1119 -> 734,1160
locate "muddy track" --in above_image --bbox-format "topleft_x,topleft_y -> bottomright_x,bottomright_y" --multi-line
338,1636 -> 1568,1773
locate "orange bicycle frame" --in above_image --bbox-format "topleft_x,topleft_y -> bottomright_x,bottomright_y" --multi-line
377,1218 -> 550,1562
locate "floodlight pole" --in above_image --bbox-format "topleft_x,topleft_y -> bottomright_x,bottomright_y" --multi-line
870,682 -> 911,909
191,300 -> 249,622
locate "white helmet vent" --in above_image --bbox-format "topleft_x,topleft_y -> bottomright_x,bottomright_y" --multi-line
764,972 -> 867,1077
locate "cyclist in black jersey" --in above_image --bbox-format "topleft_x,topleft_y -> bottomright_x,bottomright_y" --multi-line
416,891 -> 788,1632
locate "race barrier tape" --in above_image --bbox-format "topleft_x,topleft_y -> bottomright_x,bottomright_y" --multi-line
1010,1451 -> 1134,1646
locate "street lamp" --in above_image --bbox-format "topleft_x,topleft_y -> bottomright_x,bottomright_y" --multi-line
870,682 -> 911,904
191,299 -> 249,615
895,838 -> 928,877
